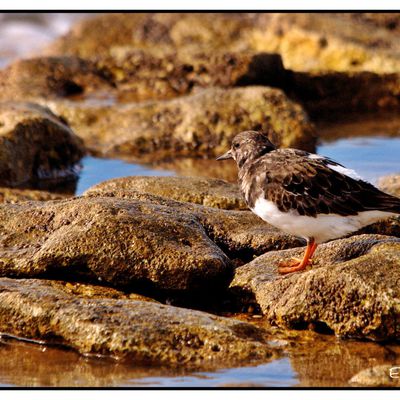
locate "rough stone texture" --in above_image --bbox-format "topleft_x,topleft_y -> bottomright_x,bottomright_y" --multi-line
0,187 -> 67,203
252,13 -> 400,74
0,102 -> 84,187
0,57 -> 113,101
45,13 -> 256,58
96,49 -> 288,102
230,235 -> 400,339
0,189 -> 302,291
349,365 -> 400,387
0,278 -> 278,368
378,174 -> 400,197
49,86 -> 316,160
83,184 -> 304,262
0,196 -> 231,291
84,176 -> 247,210
47,13 -> 400,74
292,71 -> 400,115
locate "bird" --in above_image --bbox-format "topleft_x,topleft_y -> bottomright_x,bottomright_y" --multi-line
216,130 -> 400,275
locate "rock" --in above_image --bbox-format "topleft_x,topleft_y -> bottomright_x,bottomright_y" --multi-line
0,57 -> 113,101
0,196 -> 231,291
0,188 -> 302,291
49,86 -> 316,160
96,48 -> 290,101
47,13 -> 400,75
45,13 -> 257,58
0,187 -> 67,203
0,102 -> 84,187
378,174 -> 400,197
83,181 -> 304,262
291,71 -> 400,116
349,364 -> 400,387
0,278 -> 279,368
252,13 -> 400,74
95,49 -> 288,102
230,235 -> 400,339
84,176 -> 247,210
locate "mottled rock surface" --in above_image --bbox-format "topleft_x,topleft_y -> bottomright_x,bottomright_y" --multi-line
0,196 -> 231,291
50,86 -> 316,160
47,13 -> 400,74
0,278 -> 278,368
83,182 -> 303,261
96,50 -> 288,102
0,57 -> 113,101
84,176 -> 247,210
230,235 -> 400,339
0,102 -> 84,187
0,187 -> 66,203
349,364 -> 400,387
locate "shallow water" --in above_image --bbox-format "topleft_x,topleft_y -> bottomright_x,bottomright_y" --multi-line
75,136 -> 400,196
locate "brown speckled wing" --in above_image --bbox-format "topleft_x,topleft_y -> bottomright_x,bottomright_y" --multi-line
240,149 -> 400,217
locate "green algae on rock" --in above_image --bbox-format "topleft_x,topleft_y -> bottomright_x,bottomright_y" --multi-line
230,235 -> 400,340
84,176 -> 247,210
0,278 -> 278,368
49,86 -> 316,160
0,102 -> 84,187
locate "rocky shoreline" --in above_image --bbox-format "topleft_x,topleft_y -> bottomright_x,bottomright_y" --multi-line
0,13 -> 400,384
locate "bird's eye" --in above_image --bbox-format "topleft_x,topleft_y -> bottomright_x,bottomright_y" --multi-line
233,143 -> 240,149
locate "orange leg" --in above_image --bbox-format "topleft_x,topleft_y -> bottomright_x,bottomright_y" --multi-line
278,238 -> 318,275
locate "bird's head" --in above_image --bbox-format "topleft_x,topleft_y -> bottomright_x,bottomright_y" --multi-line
216,131 -> 276,168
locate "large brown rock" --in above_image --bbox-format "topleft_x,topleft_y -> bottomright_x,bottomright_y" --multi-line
48,13 -> 400,75
84,176 -> 247,210
95,49 -> 288,102
0,102 -> 84,187
0,278 -> 279,368
0,187 -> 66,203
83,180 -> 304,262
230,235 -> 400,340
0,57 -> 113,101
49,86 -> 316,160
0,196 -> 231,291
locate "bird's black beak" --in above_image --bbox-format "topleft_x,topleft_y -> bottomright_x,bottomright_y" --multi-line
216,150 -> 233,161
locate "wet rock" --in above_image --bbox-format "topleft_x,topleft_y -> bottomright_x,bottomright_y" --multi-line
0,102 -> 84,187
0,278 -> 278,368
378,174 -> 400,197
83,183 -> 303,262
0,187 -> 66,203
230,235 -> 400,339
50,86 -> 316,160
84,176 -> 247,210
349,364 -> 400,387
0,56 -> 113,101
0,196 -> 231,291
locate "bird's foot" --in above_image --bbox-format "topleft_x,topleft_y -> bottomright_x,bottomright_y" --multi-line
278,258 -> 313,275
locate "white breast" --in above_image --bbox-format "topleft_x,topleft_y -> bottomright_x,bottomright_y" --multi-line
252,197 -> 396,243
